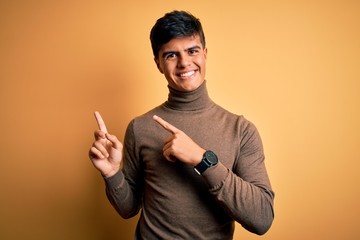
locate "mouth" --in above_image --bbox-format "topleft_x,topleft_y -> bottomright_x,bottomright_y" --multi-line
177,70 -> 196,78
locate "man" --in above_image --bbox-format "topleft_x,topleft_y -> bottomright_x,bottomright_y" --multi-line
89,10 -> 274,239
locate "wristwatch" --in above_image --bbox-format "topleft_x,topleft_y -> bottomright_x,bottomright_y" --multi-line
194,150 -> 218,175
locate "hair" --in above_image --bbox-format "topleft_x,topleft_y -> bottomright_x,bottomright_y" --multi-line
150,10 -> 206,58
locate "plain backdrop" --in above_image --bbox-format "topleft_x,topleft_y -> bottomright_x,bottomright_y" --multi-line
1,0 -> 359,239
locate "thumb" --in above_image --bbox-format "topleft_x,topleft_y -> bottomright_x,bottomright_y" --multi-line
105,133 -> 123,150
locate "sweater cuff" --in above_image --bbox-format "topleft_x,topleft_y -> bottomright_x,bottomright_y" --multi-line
201,162 -> 229,190
103,170 -> 124,189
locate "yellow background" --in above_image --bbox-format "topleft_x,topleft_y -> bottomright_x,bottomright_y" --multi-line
1,0 -> 359,239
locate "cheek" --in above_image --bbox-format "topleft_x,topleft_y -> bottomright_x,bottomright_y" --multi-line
196,57 -> 206,70
163,62 -> 176,75
155,60 -> 163,74
159,67 -> 164,74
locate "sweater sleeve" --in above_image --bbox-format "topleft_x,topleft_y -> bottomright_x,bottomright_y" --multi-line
103,120 -> 143,219
202,119 -> 275,235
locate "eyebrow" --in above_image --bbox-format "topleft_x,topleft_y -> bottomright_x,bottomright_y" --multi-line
161,45 -> 202,58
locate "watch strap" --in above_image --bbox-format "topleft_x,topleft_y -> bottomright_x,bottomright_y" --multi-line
194,159 -> 209,174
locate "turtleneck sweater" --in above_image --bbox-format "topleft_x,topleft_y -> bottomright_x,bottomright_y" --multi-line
104,81 -> 274,239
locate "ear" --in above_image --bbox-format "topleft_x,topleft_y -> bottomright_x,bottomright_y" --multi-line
203,47 -> 208,60
154,57 -> 164,74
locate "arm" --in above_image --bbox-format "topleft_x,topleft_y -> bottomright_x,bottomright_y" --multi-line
202,121 -> 274,235
104,119 -> 143,219
88,112 -> 142,219
153,115 -> 274,235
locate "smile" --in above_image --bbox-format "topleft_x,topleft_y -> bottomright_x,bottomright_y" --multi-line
178,70 -> 196,78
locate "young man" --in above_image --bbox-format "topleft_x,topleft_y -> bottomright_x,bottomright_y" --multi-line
89,10 -> 274,239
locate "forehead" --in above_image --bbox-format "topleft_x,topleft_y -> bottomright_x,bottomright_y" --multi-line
158,34 -> 203,53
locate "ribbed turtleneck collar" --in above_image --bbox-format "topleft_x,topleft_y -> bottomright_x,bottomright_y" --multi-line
163,81 -> 213,111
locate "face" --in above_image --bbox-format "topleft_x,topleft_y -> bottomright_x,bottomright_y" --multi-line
155,34 -> 207,92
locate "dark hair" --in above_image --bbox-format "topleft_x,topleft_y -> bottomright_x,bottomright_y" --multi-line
150,10 -> 206,58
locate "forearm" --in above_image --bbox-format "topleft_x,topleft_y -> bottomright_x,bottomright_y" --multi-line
104,170 -> 142,219
202,163 -> 274,235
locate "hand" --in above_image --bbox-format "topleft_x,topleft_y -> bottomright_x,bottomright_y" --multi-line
153,115 -> 205,166
89,111 -> 123,177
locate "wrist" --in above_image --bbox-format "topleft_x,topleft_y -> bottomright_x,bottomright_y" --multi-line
192,149 -> 206,167
194,150 -> 218,175
102,168 -> 120,178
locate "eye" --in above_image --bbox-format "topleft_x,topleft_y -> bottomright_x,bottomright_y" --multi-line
165,52 -> 177,60
188,48 -> 200,55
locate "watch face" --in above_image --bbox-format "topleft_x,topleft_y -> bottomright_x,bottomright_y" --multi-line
205,151 -> 218,165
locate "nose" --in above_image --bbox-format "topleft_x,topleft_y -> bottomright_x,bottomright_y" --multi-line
177,54 -> 191,68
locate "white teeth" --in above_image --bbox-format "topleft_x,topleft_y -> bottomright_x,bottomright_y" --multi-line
180,71 -> 195,77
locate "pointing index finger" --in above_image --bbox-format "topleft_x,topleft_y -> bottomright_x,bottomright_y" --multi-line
153,115 -> 179,134
94,111 -> 108,133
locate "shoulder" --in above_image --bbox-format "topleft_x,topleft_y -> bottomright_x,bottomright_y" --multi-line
131,106 -> 163,126
125,105 -> 167,135
213,104 -> 262,145
213,104 -> 255,128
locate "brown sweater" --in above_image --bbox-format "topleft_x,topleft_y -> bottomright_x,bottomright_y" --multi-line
104,81 -> 274,239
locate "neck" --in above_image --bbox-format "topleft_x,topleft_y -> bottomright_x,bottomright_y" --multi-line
164,81 -> 213,111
